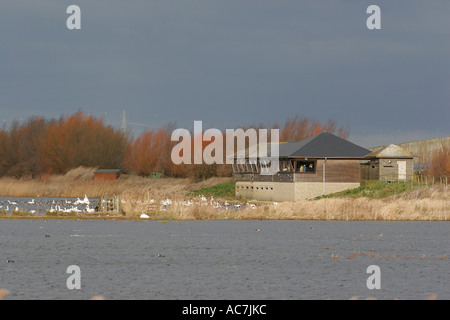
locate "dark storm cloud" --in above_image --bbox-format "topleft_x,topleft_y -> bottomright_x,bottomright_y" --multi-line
0,0 -> 448,147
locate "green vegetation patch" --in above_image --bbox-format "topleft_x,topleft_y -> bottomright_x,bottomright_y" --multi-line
188,180 -> 235,199
316,181 -> 425,200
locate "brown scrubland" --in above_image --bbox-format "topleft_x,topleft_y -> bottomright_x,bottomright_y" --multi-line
0,167 -> 448,221
0,111 -> 448,221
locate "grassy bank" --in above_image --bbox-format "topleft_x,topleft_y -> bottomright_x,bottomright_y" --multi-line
120,179 -> 450,221
0,168 -> 449,221
316,181 -> 435,199
188,179 -> 235,198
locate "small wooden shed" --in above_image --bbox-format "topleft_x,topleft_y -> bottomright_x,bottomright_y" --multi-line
360,144 -> 414,182
94,169 -> 125,181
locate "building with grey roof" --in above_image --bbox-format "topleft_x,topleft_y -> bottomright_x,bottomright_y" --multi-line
361,144 -> 414,182
233,132 -> 372,201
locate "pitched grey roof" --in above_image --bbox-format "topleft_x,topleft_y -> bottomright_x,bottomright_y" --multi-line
277,132 -> 371,158
245,132 -> 370,158
364,144 -> 413,159
232,132 -> 371,159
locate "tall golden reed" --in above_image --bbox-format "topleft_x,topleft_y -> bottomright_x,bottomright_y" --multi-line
0,167 -> 448,221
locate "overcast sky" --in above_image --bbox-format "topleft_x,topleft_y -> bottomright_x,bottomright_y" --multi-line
1,0 -> 449,148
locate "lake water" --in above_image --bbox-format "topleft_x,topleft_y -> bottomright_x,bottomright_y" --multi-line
0,219 -> 449,300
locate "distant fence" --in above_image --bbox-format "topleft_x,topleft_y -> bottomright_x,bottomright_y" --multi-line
362,176 -> 449,189
96,196 -> 122,213
415,176 -> 449,187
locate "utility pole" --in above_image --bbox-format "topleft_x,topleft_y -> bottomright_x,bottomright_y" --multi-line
323,157 -> 327,196
121,110 -> 127,134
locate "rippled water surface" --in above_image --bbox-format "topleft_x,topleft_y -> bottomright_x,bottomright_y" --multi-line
0,219 -> 449,300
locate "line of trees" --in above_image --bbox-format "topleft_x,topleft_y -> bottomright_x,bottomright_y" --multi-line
0,112 -> 128,178
0,112 -> 351,180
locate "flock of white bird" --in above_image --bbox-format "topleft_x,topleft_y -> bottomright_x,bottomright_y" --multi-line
49,195 -> 95,214
0,195 -> 96,215
139,195 -> 269,219
1,194 -> 279,219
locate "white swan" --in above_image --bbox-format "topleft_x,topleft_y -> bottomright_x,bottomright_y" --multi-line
74,196 -> 89,205
64,206 -> 81,213
140,213 -> 150,219
72,206 -> 82,213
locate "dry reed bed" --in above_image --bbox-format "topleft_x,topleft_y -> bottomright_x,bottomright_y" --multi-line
0,288 -> 437,300
1,167 -> 449,221
121,196 -> 450,221
0,289 -> 104,300
119,179 -> 450,220
0,167 -> 230,199
0,289 -> 9,300
326,252 -> 448,261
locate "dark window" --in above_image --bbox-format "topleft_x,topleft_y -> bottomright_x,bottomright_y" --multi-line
296,161 -> 316,173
